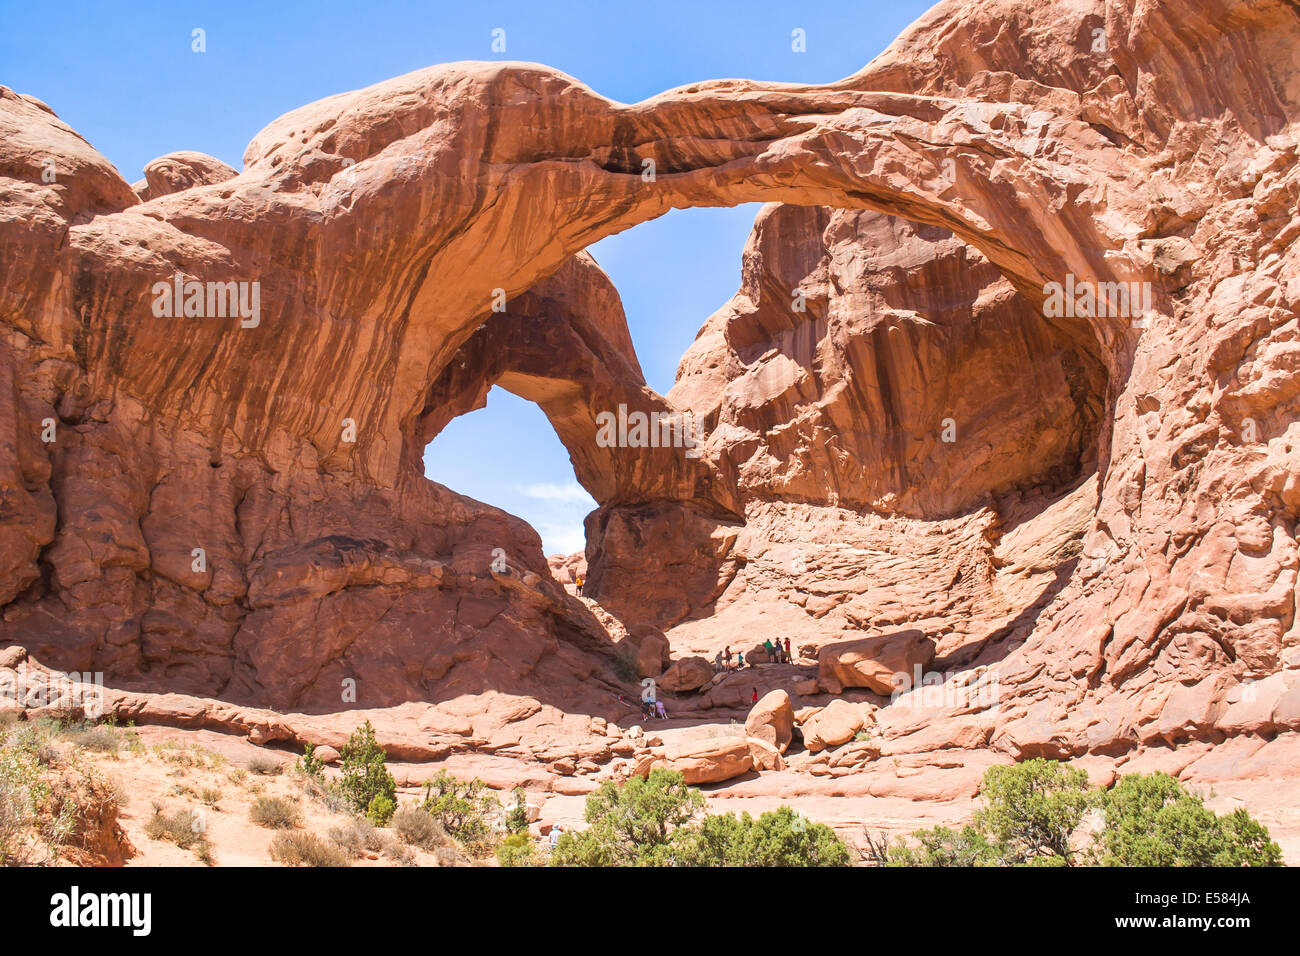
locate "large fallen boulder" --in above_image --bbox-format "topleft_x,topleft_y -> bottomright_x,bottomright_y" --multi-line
801,699 -> 864,753
631,736 -> 754,785
746,736 -> 786,771
817,630 -> 936,695
627,625 -> 671,679
745,689 -> 794,753
659,656 -> 715,693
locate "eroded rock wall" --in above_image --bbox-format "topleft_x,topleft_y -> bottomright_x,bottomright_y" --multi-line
0,0 -> 1297,758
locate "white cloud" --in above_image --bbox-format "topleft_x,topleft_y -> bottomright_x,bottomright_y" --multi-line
535,522 -> 588,557
519,481 -> 596,506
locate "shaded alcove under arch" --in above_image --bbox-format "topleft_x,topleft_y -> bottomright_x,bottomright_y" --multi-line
415,198 -> 1110,652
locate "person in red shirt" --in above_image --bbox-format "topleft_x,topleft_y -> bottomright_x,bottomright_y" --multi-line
752,688 -> 758,704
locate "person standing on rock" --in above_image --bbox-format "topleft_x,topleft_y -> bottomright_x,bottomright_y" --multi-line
763,639 -> 774,662
784,638 -> 792,663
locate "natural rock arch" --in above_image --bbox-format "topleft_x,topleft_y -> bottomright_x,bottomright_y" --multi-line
0,0 -> 1297,760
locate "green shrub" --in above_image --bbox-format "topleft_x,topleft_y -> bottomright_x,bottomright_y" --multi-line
420,771 -> 498,852
497,832 -> 538,867
551,769 -> 703,866
249,795 -> 302,829
1089,772 -> 1282,867
882,825 -> 1001,867
974,759 -> 1092,864
506,787 -> 529,834
675,806 -> 852,867
885,760 -> 1282,868
1,734 -> 48,864
294,743 -> 325,781
0,726 -> 126,865
337,721 -> 396,819
366,793 -> 396,826
270,831 -> 349,867
549,770 -> 847,867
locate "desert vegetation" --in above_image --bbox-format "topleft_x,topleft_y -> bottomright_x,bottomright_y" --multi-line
877,760 -> 1283,867
0,715 -> 131,865
0,717 -> 1286,868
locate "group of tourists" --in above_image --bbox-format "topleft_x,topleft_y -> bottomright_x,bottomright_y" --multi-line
616,690 -> 669,722
641,695 -> 668,721
764,638 -> 793,664
712,638 -> 794,672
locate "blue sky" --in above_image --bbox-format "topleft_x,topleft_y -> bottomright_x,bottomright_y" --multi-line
1,0 -> 935,554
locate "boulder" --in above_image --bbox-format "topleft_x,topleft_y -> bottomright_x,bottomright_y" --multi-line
659,656 -> 714,693
745,689 -> 794,753
801,699 -> 864,753
417,709 -> 475,737
630,626 -> 671,679
746,736 -> 786,771
631,736 -> 754,785
133,150 -> 237,201
793,678 -> 819,697
817,630 -> 936,695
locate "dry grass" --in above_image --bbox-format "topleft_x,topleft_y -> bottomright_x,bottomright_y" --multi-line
249,795 -> 302,829
392,803 -> 447,850
270,830 -> 349,867
245,753 -> 282,776
144,808 -> 207,850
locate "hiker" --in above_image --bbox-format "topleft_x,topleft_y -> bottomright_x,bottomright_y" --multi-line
655,699 -> 668,720
575,574 -> 584,595
763,638 -> 774,661
714,650 -> 725,672
784,638 -> 792,662
752,688 -> 759,704
725,646 -> 734,670
773,641 -> 783,664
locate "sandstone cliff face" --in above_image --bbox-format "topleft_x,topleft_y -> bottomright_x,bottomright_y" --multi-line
672,203 -> 1105,518
0,0 -> 1298,766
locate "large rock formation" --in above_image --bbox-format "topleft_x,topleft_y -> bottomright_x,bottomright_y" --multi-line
1,0 -> 1298,780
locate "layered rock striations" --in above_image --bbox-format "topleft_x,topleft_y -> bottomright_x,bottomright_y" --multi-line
0,0 -> 1297,770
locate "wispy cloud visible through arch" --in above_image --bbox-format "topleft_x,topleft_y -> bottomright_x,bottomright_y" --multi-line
520,482 -> 596,505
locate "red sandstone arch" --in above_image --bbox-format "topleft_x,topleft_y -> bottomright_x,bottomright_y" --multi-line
2,0 -> 1298,752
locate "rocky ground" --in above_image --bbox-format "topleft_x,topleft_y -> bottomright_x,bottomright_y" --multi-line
6,613 -> 1297,865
